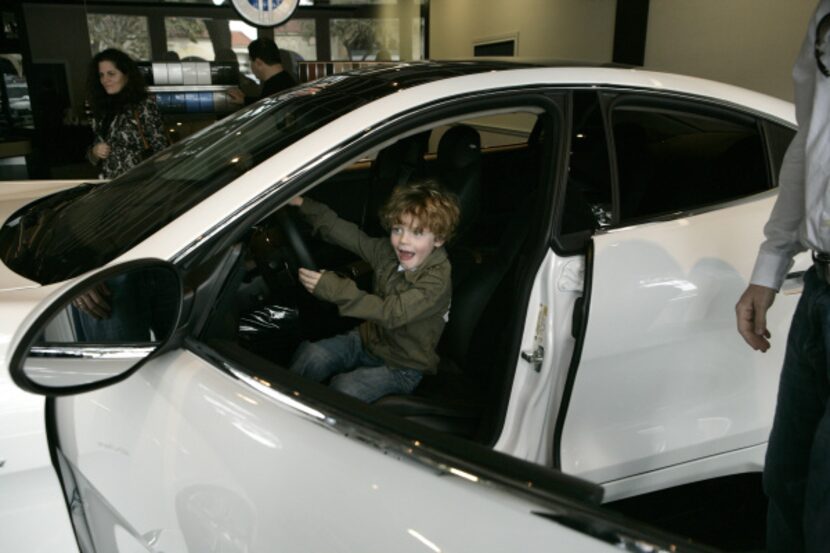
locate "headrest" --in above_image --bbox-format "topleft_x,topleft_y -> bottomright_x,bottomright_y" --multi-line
438,125 -> 481,171
375,132 -> 429,179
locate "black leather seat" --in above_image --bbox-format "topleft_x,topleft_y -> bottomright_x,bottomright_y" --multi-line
436,125 -> 482,249
376,124 -> 532,439
365,132 -> 429,235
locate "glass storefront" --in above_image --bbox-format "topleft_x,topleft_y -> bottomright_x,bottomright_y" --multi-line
87,14 -> 151,60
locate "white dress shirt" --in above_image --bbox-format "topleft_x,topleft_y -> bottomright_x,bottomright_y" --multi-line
752,0 -> 830,290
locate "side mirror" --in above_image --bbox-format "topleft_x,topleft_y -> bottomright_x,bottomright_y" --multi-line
11,261 -> 181,395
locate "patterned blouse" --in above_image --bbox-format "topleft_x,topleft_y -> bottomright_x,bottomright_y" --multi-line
88,96 -> 168,179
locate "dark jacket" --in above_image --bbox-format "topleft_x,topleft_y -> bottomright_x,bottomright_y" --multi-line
88,96 -> 167,179
260,70 -> 297,98
299,198 -> 452,374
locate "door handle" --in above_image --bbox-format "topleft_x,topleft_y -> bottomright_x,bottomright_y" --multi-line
521,346 -> 544,372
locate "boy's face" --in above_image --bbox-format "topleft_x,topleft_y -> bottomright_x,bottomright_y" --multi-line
390,213 -> 444,271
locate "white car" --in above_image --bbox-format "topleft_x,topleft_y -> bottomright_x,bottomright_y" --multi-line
1,62 -> 807,552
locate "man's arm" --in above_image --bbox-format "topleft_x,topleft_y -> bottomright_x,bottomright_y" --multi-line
751,130 -> 808,290
736,121 -> 808,352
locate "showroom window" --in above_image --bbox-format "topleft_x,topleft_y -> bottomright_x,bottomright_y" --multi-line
164,17 -> 215,60
330,18 -> 397,60
87,14 -> 151,60
611,101 -> 769,221
274,18 -> 317,61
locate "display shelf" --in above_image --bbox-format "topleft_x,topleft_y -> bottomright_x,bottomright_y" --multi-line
148,85 -> 234,93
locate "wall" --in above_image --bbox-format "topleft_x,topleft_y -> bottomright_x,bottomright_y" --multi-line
643,0 -> 815,101
429,0 -> 616,62
429,0 -> 816,102
23,3 -> 91,118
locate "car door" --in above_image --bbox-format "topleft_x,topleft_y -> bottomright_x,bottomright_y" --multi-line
558,91 -> 807,501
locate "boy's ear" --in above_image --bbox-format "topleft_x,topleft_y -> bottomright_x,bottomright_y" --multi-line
434,238 -> 445,248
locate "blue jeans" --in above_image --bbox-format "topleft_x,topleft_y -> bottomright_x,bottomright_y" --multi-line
289,330 -> 423,403
765,267 -> 830,552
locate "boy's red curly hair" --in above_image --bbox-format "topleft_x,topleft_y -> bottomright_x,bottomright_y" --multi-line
380,179 -> 461,243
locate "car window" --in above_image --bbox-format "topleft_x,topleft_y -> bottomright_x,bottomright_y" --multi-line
0,80 -> 366,285
194,101 -> 557,445
430,112 -> 539,152
611,100 -> 770,221
560,91 -> 613,236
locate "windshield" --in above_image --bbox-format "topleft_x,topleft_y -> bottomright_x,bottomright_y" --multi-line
0,75 -> 377,284
0,62 -> 521,284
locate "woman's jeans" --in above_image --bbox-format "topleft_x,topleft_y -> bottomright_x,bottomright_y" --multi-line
289,330 -> 422,403
765,267 -> 830,552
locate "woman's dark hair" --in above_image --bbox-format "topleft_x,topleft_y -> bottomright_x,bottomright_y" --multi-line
86,48 -> 148,117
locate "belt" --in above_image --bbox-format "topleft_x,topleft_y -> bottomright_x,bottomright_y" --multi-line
813,251 -> 830,285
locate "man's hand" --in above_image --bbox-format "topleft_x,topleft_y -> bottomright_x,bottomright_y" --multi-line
736,284 -> 777,352
227,87 -> 245,106
298,267 -> 323,294
72,283 -> 112,320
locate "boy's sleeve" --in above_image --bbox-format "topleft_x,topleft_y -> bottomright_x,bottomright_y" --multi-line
298,198 -> 384,263
313,267 -> 449,328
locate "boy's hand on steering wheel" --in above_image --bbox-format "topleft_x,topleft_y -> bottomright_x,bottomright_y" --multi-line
298,267 -> 323,293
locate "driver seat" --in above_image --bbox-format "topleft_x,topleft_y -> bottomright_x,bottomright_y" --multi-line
375,192 -> 532,438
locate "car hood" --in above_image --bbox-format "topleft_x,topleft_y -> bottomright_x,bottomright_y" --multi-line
0,179 -> 91,292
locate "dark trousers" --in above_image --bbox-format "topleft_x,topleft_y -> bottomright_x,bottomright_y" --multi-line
765,267 -> 830,552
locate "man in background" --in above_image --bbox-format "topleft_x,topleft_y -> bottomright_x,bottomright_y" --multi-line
735,2 -> 830,551
228,38 -> 297,105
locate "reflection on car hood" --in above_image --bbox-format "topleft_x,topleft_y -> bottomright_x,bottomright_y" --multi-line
0,179 -> 93,291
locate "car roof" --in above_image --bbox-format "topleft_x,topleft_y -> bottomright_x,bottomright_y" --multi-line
315,60 -> 795,126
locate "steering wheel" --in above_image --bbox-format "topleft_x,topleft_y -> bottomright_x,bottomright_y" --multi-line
275,209 -> 318,272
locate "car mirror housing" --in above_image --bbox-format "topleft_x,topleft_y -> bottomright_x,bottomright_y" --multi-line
10,260 -> 182,395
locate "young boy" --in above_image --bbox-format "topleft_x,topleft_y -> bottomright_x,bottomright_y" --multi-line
288,179 -> 460,402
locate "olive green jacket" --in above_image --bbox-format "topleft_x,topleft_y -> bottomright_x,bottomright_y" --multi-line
299,198 -> 451,374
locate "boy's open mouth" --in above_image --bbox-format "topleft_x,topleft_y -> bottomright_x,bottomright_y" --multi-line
397,249 -> 415,262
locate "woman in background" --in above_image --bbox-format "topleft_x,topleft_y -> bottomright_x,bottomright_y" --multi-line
86,48 -> 167,179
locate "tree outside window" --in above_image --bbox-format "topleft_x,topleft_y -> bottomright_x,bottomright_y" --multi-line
330,19 -> 398,61
87,14 -> 151,60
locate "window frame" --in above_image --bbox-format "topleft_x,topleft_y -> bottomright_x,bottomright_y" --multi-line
177,86 -> 564,459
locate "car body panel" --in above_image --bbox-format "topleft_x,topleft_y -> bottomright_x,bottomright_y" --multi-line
55,349 -> 621,553
0,285 -> 79,553
562,193 -> 810,500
